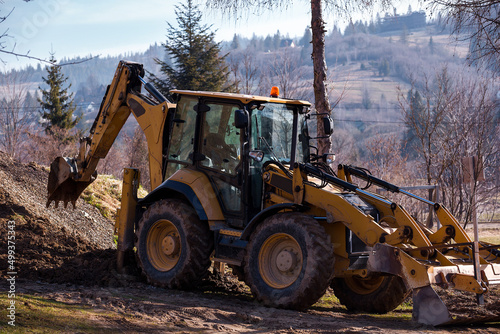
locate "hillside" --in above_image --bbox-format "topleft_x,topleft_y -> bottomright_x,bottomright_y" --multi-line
0,151 -> 117,285
2,22 -> 474,155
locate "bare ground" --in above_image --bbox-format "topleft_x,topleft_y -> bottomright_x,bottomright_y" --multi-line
0,152 -> 499,333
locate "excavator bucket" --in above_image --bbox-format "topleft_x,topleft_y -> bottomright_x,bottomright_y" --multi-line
46,157 -> 96,208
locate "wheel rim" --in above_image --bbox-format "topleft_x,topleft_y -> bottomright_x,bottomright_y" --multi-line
344,275 -> 385,295
258,233 -> 303,289
146,219 -> 181,272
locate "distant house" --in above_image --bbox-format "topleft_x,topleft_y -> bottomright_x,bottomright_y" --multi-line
280,39 -> 295,48
380,11 -> 426,33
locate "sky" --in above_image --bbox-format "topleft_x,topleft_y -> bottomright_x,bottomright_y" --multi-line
1,0 -> 417,70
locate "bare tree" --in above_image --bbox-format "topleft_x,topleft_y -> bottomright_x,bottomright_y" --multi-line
398,68 -> 462,227
241,52 -> 258,95
430,0 -> 500,72
126,125 -> 151,191
366,134 -> 408,182
444,71 -> 499,224
99,134 -> 129,179
206,0 -> 393,155
263,48 -> 311,99
400,67 -> 500,224
0,72 -> 33,159
331,127 -> 359,163
227,54 -> 242,93
399,68 -> 462,187
24,127 -> 79,166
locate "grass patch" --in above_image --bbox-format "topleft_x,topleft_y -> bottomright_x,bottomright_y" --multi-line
313,289 -> 412,321
81,175 -> 148,220
314,290 -> 343,309
0,293 -> 117,333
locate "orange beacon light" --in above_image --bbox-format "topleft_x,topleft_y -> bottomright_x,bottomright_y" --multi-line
270,86 -> 279,98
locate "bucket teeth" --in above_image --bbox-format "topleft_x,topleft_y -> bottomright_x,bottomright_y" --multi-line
46,157 -> 96,209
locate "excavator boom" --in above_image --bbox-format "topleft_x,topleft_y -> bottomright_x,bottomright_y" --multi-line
46,60 -> 174,208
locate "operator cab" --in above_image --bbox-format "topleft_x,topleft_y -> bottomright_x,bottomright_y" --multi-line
163,90 -> 311,228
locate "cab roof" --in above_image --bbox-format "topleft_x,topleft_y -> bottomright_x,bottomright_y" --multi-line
170,89 -> 312,107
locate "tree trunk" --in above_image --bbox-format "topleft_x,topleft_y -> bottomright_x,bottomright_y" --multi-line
310,0 -> 332,155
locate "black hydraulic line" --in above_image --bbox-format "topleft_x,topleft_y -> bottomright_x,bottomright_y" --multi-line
340,164 -> 437,206
339,164 -> 400,193
300,163 -> 358,192
138,76 -> 170,104
300,163 -> 393,206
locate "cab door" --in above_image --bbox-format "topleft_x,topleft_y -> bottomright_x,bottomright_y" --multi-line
197,100 -> 246,228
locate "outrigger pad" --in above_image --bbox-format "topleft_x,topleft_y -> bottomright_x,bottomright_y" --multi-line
413,285 -> 452,326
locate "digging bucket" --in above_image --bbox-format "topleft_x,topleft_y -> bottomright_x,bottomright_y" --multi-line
46,157 -> 96,208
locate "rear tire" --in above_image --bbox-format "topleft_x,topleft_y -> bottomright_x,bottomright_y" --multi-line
244,212 -> 334,310
331,274 -> 409,313
135,199 -> 213,289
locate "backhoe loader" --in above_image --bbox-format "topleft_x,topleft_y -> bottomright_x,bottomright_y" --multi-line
47,60 -> 500,326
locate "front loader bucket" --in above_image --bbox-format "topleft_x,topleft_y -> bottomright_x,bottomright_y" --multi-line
46,157 -> 96,208
368,243 -> 500,326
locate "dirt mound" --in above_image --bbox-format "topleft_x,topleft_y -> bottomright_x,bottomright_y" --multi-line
438,286 -> 500,324
0,153 -> 246,290
0,153 -> 115,248
0,152 -> 115,283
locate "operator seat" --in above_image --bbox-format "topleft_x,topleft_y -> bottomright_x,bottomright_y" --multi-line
204,132 -> 233,167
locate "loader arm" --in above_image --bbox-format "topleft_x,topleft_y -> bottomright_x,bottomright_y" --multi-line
262,161 -> 500,325
47,60 -> 175,208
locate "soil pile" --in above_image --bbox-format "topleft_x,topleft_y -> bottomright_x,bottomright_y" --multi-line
0,152 -> 116,284
439,286 -> 500,324
0,152 -> 244,289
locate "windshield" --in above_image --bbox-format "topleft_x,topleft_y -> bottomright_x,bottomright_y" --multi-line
250,103 -> 308,164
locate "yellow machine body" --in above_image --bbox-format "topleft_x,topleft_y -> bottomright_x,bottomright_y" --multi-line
47,61 -> 500,326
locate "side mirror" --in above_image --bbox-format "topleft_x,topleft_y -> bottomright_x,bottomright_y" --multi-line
249,150 -> 264,162
235,109 -> 249,129
322,116 -> 334,136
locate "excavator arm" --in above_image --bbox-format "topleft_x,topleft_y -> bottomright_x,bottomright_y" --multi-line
47,60 -> 175,208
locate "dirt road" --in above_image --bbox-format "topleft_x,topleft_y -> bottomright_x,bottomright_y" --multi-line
1,275 -> 499,333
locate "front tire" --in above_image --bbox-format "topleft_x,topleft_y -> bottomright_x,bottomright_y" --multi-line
244,212 -> 334,310
331,274 -> 409,313
135,199 -> 213,289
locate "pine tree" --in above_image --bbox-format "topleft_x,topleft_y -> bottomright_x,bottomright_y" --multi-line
38,53 -> 80,135
378,59 -> 390,77
403,89 -> 425,158
272,30 -> 281,50
299,27 -> 312,47
150,0 -> 232,96
230,34 -> 240,50
429,36 -> 435,55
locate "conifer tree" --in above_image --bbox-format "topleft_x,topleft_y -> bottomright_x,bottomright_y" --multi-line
428,36 -> 435,55
150,0 -> 232,96
231,33 -> 240,50
299,27 -> 312,47
38,53 -> 80,135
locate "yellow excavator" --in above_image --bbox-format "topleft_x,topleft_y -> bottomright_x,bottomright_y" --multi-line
47,61 -> 500,326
